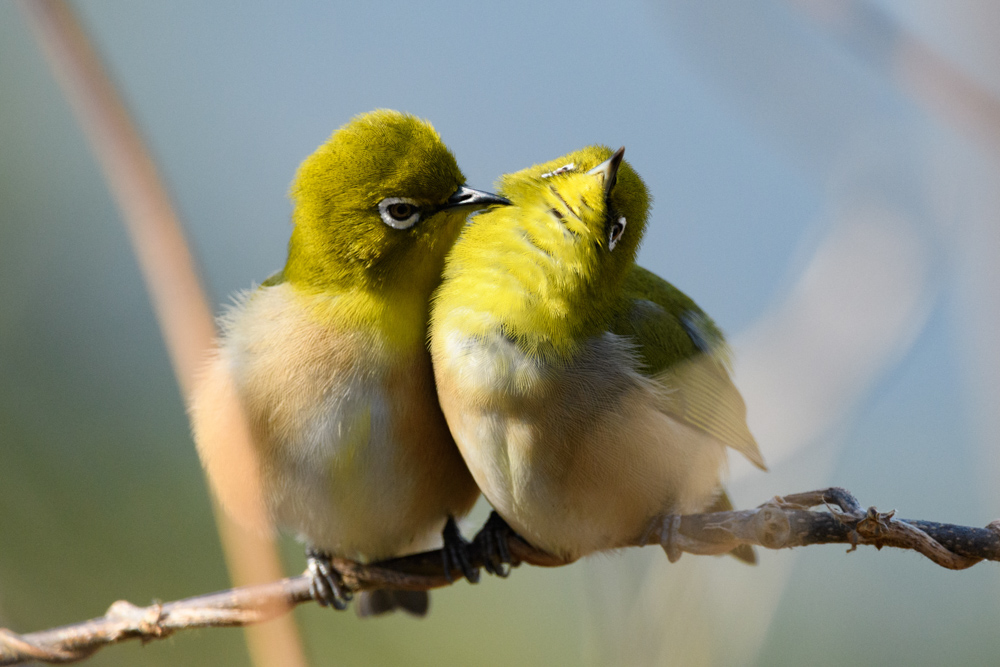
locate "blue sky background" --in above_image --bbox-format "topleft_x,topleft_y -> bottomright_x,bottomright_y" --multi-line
2,1 -> 999,665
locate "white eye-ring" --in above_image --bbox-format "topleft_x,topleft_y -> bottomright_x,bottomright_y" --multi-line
540,163 -> 576,178
609,216 -> 626,250
378,197 -> 422,229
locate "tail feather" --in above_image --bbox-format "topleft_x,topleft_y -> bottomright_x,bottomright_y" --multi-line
356,589 -> 429,618
707,491 -> 757,565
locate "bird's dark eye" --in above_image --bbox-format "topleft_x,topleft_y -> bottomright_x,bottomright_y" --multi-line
378,197 -> 422,229
388,203 -> 415,220
608,216 -> 626,250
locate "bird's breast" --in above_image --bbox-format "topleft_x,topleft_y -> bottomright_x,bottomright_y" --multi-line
432,326 -> 727,559
212,282 -> 476,559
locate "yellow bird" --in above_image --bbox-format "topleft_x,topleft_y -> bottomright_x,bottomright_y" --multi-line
430,146 -> 765,566
189,110 -> 507,615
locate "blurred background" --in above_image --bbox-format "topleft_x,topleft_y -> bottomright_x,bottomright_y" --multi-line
2,0 -> 999,664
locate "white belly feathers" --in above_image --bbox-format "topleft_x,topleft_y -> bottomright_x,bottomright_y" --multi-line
433,328 -> 727,560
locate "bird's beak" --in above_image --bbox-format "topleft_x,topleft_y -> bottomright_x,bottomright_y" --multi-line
443,185 -> 511,210
586,146 -> 625,196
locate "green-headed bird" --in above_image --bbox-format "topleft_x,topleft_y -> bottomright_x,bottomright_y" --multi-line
430,146 -> 766,566
189,110 -> 508,615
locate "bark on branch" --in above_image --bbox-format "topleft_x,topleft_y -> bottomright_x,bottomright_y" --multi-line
2,487 -> 998,665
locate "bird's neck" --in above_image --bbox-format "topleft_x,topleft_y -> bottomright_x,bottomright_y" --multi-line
281,242 -> 439,354
284,226 -> 443,300
286,281 -> 432,353
439,238 -> 622,362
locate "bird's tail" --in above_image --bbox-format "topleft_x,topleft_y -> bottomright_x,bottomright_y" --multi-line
356,589 -> 429,618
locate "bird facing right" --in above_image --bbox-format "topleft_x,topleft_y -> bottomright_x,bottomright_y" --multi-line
430,146 -> 766,564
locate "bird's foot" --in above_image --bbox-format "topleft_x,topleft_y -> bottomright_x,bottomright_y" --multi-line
473,511 -> 514,577
442,516 -> 479,584
306,548 -> 352,610
657,514 -> 686,563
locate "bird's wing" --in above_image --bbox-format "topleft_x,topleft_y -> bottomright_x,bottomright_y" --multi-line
613,266 -> 766,470
259,269 -> 285,287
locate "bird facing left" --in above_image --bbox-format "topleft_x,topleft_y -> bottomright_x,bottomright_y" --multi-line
188,109 -> 508,616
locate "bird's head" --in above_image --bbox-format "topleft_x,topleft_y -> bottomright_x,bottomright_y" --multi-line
435,145 -> 651,355
496,145 -> 650,290
284,109 -> 508,294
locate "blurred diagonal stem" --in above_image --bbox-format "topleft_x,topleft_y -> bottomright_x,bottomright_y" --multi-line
15,2 -> 307,666
790,0 -> 1000,157
1,487 -> 998,664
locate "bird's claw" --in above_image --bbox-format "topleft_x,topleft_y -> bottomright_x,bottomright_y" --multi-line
659,514 -> 685,563
473,511 -> 514,577
306,548 -> 352,610
442,516 -> 479,584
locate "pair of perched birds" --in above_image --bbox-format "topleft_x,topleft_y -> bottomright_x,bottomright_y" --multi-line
190,109 -> 766,617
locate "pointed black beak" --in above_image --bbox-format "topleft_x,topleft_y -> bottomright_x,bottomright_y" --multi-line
586,146 -> 625,196
443,185 -> 511,210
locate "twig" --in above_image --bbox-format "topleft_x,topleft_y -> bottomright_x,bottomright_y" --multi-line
647,487 -> 1000,570
1,488 -> 997,665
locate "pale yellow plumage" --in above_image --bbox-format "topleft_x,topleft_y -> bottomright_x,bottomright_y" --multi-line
193,282 -> 476,560
435,329 -> 732,559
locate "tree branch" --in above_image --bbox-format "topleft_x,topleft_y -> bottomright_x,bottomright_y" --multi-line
2,487 -> 998,665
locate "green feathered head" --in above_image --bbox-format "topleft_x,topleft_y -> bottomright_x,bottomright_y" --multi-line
435,145 -> 653,357
284,109 -> 505,294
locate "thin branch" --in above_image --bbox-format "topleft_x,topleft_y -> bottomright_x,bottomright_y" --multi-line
2,488 -> 997,665
650,487 -> 1000,570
